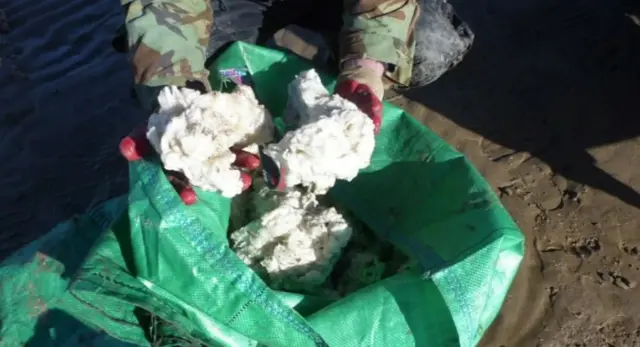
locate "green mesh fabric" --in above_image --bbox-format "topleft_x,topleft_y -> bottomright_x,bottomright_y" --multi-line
0,42 -> 524,347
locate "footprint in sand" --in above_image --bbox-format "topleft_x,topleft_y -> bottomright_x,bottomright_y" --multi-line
597,271 -> 637,290
568,237 -> 601,259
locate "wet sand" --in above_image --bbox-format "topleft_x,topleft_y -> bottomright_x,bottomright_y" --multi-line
396,1 -> 640,344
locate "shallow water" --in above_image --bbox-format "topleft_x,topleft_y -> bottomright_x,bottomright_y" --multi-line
0,0 -> 145,259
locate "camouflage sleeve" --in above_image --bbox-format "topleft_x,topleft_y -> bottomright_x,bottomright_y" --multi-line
341,0 -> 420,87
121,0 -> 213,108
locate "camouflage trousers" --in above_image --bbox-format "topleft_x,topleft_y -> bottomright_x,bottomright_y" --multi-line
119,0 -> 473,111
204,0 -> 474,87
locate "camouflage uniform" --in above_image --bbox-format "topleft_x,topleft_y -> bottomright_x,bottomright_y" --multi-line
120,0 -> 420,110
341,0 -> 420,87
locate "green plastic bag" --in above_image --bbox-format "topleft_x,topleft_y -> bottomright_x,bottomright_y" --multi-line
0,42 -> 524,347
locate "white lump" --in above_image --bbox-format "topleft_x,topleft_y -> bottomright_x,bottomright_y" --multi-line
230,188 -> 353,291
228,70 -> 377,290
263,69 -> 376,194
146,85 -> 273,197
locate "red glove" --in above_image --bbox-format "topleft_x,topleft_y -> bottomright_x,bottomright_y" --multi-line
258,80 -> 383,192
336,59 -> 385,135
119,125 -> 261,205
335,80 -> 383,135
261,70 -> 384,191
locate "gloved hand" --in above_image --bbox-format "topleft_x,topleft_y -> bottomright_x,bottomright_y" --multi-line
119,122 -> 261,205
261,64 -> 385,192
335,59 -> 385,134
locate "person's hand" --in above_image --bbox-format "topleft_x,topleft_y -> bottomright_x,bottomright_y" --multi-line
336,59 -> 385,134
261,63 -> 386,191
119,125 -> 261,205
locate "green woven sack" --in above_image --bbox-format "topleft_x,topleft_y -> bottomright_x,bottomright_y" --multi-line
0,42 -> 524,347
